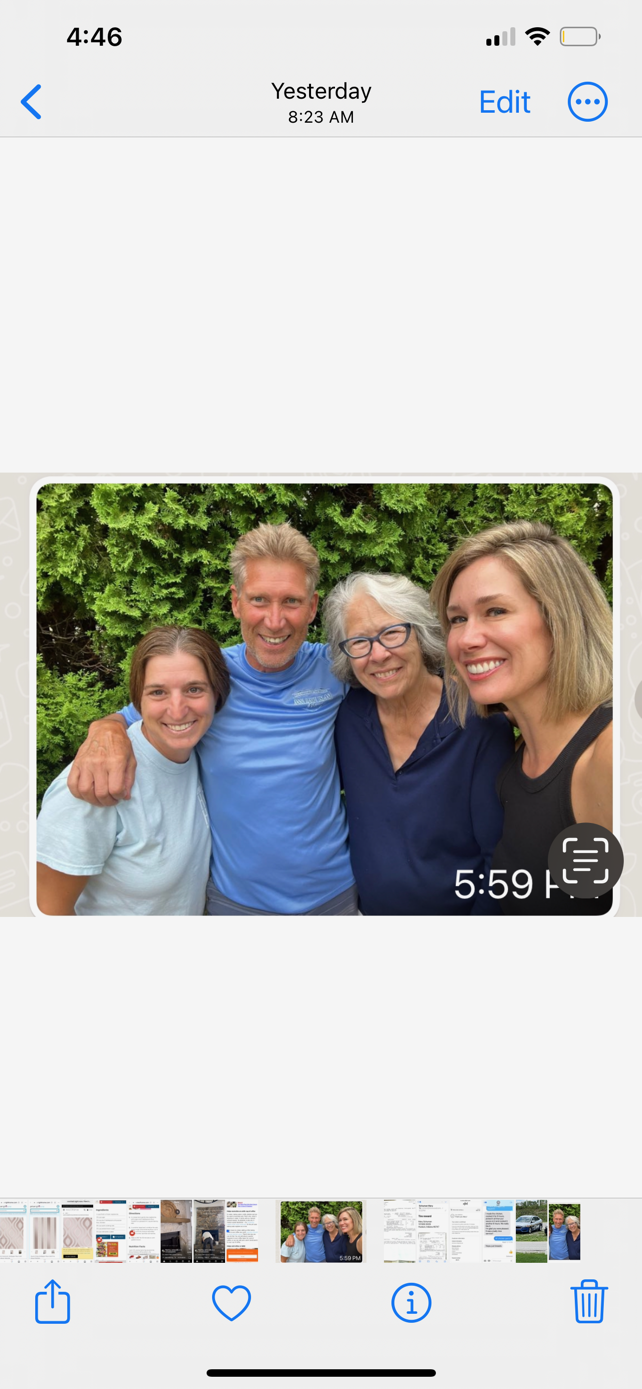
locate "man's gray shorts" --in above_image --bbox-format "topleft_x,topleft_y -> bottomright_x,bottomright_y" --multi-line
206,881 -> 359,916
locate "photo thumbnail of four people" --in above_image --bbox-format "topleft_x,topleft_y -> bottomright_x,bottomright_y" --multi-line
37,514 -> 613,917
280,1207 -> 363,1264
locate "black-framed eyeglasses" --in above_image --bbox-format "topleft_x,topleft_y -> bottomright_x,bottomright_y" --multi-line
338,622 -> 413,659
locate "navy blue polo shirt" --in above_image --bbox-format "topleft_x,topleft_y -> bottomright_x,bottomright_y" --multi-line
335,684 -> 515,916
323,1228 -> 348,1262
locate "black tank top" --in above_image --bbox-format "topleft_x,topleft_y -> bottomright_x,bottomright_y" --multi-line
493,705 -> 613,915
344,1234 -> 362,1262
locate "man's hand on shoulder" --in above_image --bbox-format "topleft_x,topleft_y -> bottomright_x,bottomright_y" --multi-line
285,1234 -> 295,1247
67,714 -> 137,807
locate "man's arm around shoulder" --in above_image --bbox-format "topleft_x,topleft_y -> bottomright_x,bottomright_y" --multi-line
66,713 -> 137,807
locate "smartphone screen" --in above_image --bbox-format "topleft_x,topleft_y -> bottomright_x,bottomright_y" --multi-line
0,3 -> 638,1386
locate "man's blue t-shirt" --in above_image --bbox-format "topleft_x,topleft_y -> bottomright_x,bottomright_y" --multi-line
122,642 -> 354,913
549,1225 -> 569,1260
304,1224 -> 326,1262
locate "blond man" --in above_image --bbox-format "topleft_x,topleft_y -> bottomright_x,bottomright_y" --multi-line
68,523 -> 357,916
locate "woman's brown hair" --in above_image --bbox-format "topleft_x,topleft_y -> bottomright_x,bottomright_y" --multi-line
129,627 -> 230,713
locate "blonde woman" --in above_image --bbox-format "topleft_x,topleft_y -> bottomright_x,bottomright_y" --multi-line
431,521 -> 613,916
338,1208 -> 363,1262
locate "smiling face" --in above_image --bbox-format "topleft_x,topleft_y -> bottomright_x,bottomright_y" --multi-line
338,1211 -> 354,1236
552,1211 -> 565,1228
294,1223 -> 307,1241
343,595 -> 424,701
231,558 -> 318,672
308,1210 -> 321,1228
446,556 -> 553,710
140,652 -> 216,762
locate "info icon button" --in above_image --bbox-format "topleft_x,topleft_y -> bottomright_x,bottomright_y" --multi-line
391,1283 -> 432,1323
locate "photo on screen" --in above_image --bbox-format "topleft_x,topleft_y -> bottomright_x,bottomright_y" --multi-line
0,1215 -> 25,1259
61,1204 -> 93,1260
225,1199 -> 259,1262
127,1199 -> 160,1260
34,480 -> 615,919
383,1198 -> 450,1261
31,1215 -> 58,1257
483,1199 -> 516,1263
548,1202 -> 581,1261
194,1200 -> 225,1263
515,1199 -> 548,1263
279,1201 -> 364,1263
160,1200 -> 192,1263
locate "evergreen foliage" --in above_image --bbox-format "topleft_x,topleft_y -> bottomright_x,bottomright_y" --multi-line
549,1201 -> 581,1224
280,1201 -> 363,1237
37,481 -> 612,798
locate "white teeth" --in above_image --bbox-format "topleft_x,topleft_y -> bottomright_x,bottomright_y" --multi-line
261,636 -> 288,644
373,668 -> 401,679
466,660 -> 504,674
166,723 -> 194,731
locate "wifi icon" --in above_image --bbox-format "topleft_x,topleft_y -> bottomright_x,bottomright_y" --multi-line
526,26 -> 550,45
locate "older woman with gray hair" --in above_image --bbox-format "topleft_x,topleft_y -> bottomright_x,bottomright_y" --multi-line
565,1214 -> 581,1260
321,1212 -> 348,1262
323,573 -> 515,915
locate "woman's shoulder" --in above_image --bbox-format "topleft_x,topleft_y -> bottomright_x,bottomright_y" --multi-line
39,763 -> 75,810
585,715 -> 612,763
40,764 -> 118,821
582,717 -> 613,785
336,684 -> 374,724
571,715 -> 613,828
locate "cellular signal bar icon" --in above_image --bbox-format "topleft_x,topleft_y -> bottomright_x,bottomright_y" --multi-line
486,29 -> 516,46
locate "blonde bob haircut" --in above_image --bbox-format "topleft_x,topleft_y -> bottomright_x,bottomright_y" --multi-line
429,520 -> 613,726
129,626 -> 230,713
338,1207 -> 363,1236
229,522 -> 320,598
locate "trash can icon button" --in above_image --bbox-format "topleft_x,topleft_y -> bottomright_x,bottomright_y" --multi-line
572,1278 -> 608,1323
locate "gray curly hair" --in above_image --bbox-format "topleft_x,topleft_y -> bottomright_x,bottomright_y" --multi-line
322,572 -> 445,686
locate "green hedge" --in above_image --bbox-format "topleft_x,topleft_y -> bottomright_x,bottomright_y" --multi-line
37,481 -> 612,798
36,659 -> 129,806
280,1201 -> 363,1237
549,1202 -> 581,1223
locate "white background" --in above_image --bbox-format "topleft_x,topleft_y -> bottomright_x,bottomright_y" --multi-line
0,125 -> 640,1386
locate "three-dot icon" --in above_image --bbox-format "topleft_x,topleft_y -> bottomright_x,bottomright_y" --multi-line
568,81 -> 608,121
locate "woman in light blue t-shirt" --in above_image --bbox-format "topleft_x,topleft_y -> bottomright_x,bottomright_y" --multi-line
280,1222 -> 307,1263
37,627 -> 229,916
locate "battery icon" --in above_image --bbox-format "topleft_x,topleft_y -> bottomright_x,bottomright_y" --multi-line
560,27 -> 601,45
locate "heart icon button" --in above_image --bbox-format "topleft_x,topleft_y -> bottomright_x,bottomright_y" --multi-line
212,1285 -> 252,1321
